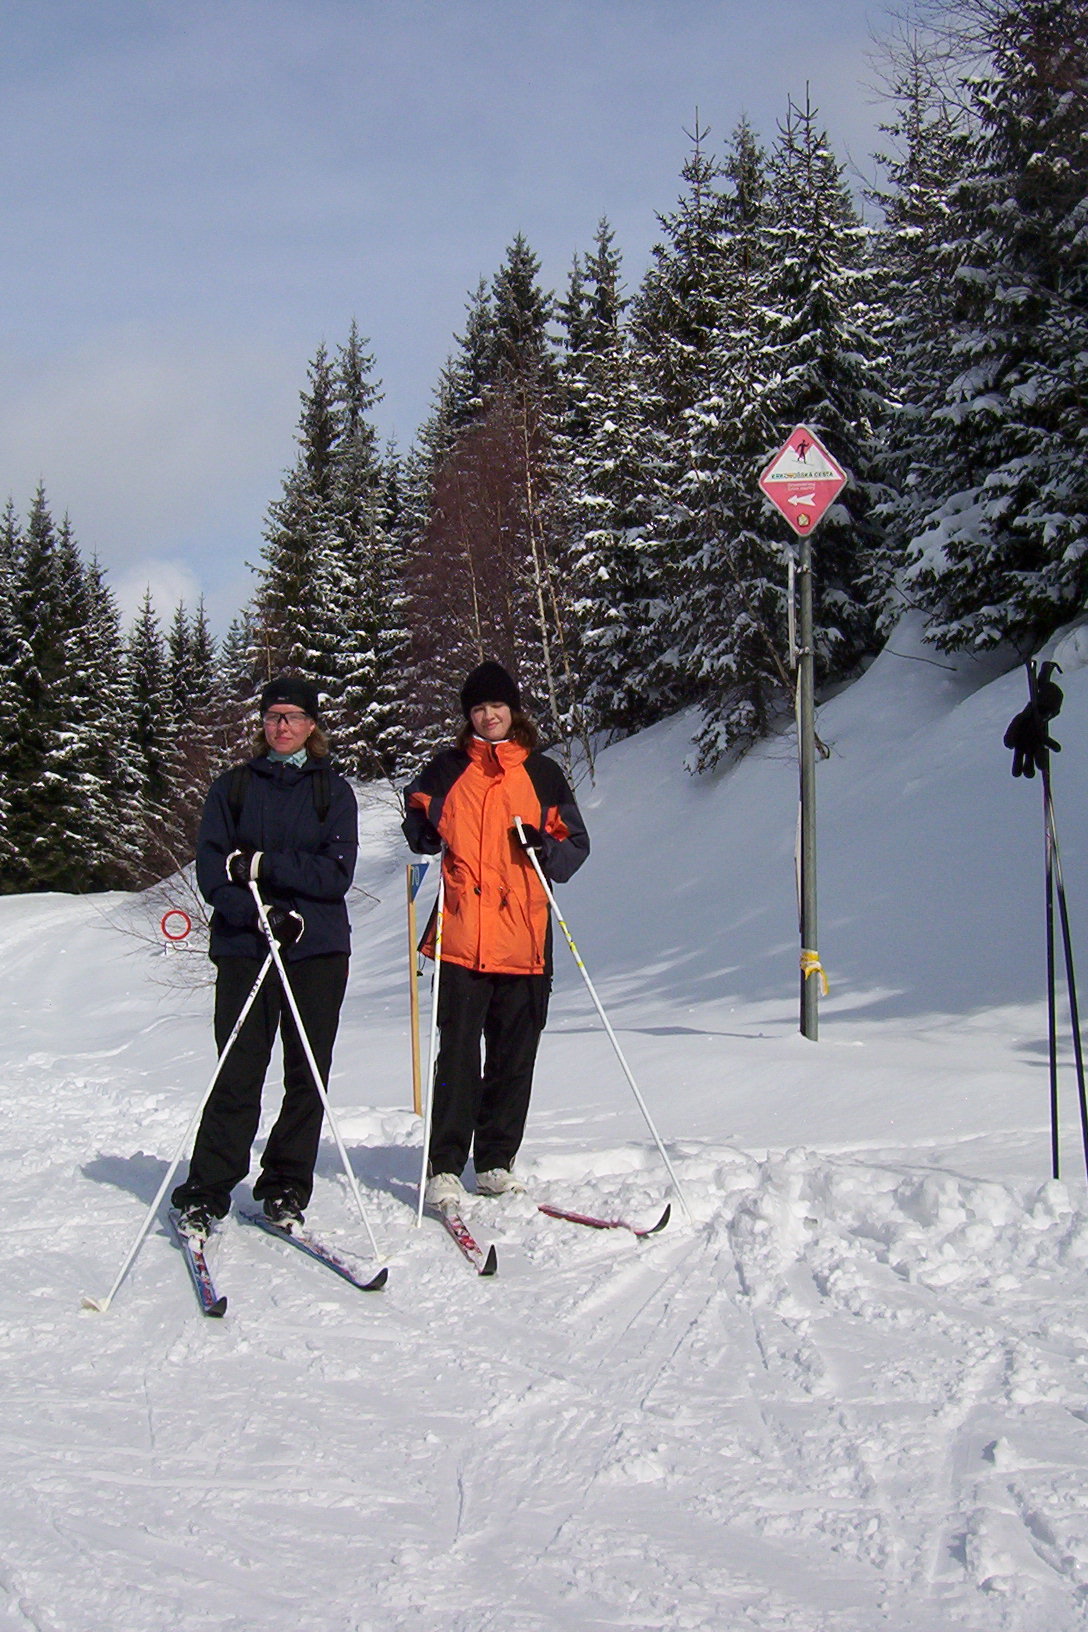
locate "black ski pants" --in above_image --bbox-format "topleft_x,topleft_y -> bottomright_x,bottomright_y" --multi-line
172,952 -> 349,1217
429,961 -> 549,1179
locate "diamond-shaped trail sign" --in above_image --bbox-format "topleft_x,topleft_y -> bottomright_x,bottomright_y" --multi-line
758,425 -> 847,536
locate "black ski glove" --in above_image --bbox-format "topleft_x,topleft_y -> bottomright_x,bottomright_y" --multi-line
416,819 -> 442,855
403,810 -> 441,854
227,848 -> 262,885
513,822 -> 545,854
1003,664 -> 1064,778
265,906 -> 304,947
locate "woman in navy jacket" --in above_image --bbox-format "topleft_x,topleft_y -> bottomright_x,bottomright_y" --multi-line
171,677 -> 358,1238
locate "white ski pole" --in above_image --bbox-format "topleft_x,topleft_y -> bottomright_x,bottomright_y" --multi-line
415,864 -> 446,1225
82,951 -> 275,1313
514,817 -> 694,1225
248,880 -> 382,1261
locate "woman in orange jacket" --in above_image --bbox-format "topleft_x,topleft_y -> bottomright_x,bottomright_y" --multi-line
403,661 -> 590,1206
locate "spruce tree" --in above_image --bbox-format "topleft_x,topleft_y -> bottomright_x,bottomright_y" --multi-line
628,120 -> 734,720
492,233 -> 557,386
905,0 -> 1088,651
758,93 -> 890,682
560,220 -> 659,739
0,501 -> 24,865
32,521 -> 123,890
255,343 -> 342,677
868,32 -> 972,631
125,591 -> 174,882
311,326 -> 393,775
672,120 -> 795,768
161,598 -> 224,860
74,558 -> 142,887
2,495 -> 134,891
5,489 -> 78,890
217,609 -> 261,762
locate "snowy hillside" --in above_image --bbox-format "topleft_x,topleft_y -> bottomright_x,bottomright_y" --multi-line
6,615 -> 1088,1632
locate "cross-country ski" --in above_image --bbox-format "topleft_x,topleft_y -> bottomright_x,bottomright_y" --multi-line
427,1204 -> 498,1276
536,1199 -> 671,1236
168,1209 -> 228,1317
240,1209 -> 389,1291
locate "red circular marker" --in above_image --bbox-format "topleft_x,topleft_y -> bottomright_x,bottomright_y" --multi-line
160,909 -> 192,942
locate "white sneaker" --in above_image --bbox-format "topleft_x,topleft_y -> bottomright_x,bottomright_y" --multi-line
425,1171 -> 466,1209
476,1167 -> 526,1196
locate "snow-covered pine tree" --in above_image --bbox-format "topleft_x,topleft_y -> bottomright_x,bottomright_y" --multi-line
492,233 -> 558,388
166,603 -> 195,728
671,119 -> 796,769
441,280 -> 498,445
310,325 -> 403,778
4,491 -> 85,890
125,590 -> 174,883
560,219 -> 659,740
0,496 -> 134,890
366,452 -> 414,777
31,524 -> 132,890
904,0 -> 1088,651
159,599 -> 224,861
0,500 -> 24,865
627,119 -> 734,721
394,433 -> 459,763
758,92 -> 890,683
867,29 -> 973,632
215,609 -> 261,762
255,342 -> 342,680
72,556 -> 143,886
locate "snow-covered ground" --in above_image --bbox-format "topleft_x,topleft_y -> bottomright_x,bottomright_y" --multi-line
6,614 -> 1088,1631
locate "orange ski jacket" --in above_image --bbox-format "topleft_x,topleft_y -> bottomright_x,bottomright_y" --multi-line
403,736 -> 589,976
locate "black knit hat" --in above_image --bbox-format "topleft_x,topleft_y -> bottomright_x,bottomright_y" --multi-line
460,661 -> 521,718
259,676 -> 321,721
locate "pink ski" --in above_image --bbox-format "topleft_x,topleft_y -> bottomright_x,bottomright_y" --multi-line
432,1205 -> 497,1275
537,1201 -> 671,1237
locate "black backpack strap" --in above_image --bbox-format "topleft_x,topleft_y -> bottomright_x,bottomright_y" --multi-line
227,760 -> 331,829
313,765 -> 332,823
227,764 -> 250,829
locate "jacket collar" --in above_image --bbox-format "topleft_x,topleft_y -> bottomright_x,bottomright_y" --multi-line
466,735 -> 528,770
249,752 -> 321,779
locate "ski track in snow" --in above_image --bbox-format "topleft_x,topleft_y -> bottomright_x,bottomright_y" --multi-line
7,625 -> 1088,1629
6,1035 -> 1088,1632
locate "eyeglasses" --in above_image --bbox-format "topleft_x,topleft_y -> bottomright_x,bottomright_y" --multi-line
263,711 -> 311,728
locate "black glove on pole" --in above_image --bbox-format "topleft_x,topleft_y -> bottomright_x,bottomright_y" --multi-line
265,905 -> 305,947
1006,660 -> 1088,1182
1003,661 -> 1063,778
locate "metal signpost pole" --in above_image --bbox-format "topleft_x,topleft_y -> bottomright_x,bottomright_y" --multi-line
758,425 -> 847,1041
797,529 -> 819,1040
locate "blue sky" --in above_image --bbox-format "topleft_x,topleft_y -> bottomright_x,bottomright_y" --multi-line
1,0 -> 905,632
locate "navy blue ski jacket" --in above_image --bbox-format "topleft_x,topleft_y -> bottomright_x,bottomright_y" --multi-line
196,754 -> 358,962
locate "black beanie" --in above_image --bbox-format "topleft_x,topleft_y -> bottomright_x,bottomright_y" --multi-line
460,661 -> 521,718
259,676 -> 321,721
